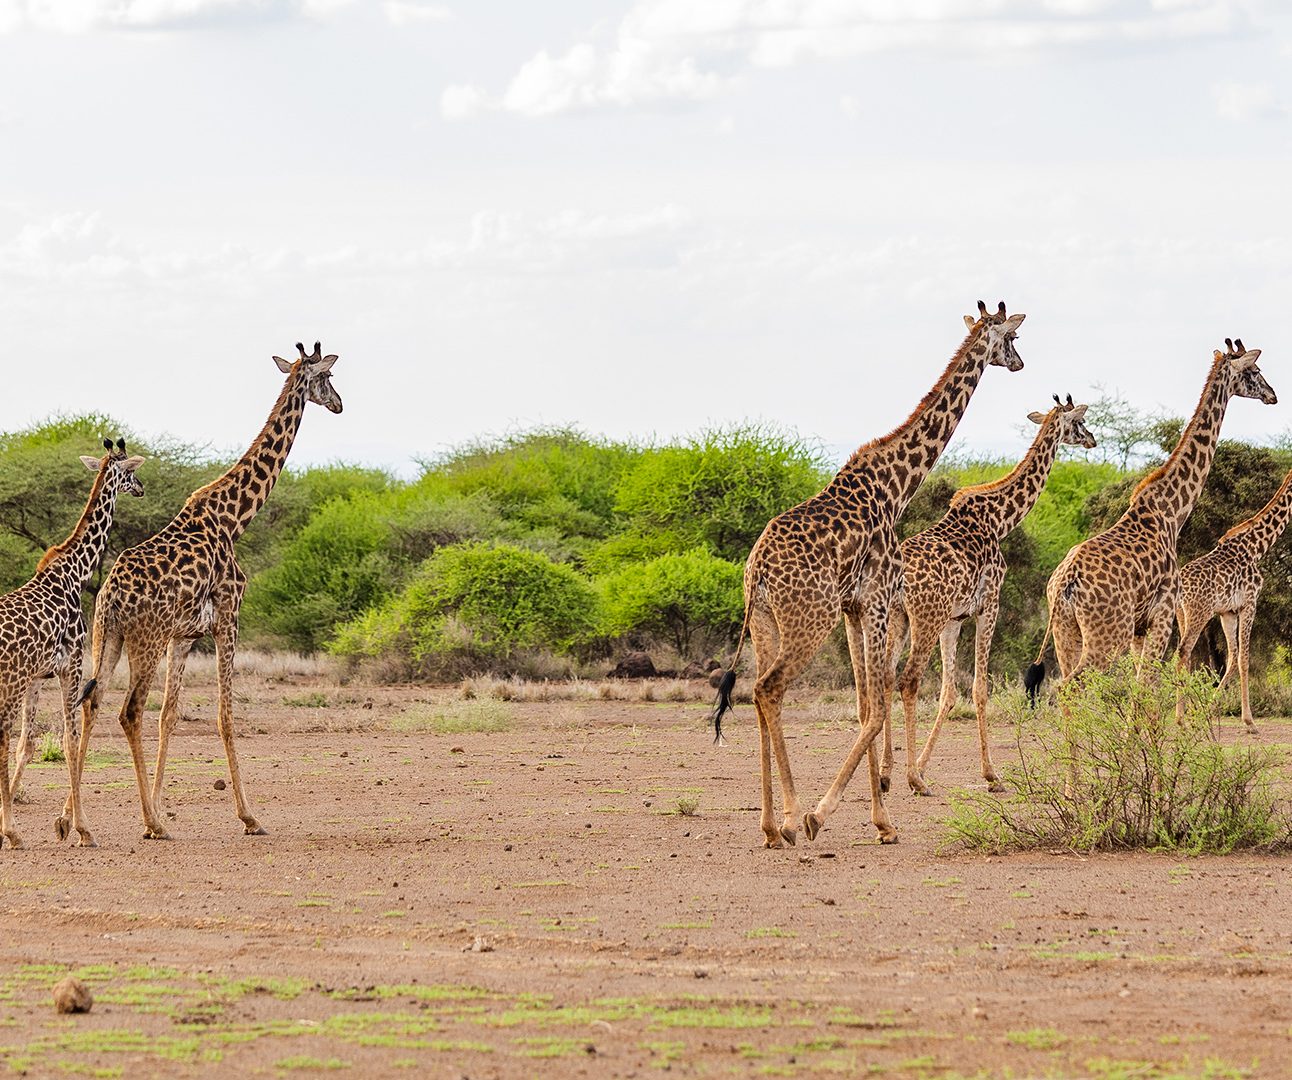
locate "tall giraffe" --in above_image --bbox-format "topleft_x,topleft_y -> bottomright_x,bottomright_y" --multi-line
1043,340 -> 1275,687
884,396 -> 1096,797
68,343 -> 342,843
1175,466 -> 1292,732
713,301 -> 1024,847
0,439 -> 144,849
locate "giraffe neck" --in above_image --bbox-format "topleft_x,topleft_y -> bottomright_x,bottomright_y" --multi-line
832,327 -> 990,515
948,413 -> 1064,540
37,469 -> 120,592
1132,355 -> 1233,538
1226,468 -> 1292,559
193,371 -> 307,542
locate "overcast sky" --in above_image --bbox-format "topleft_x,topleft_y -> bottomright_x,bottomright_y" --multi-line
1,0 -> 1289,475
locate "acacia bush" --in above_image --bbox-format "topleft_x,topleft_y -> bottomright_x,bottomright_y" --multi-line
945,660 -> 1291,854
596,549 -> 744,660
330,542 -> 597,679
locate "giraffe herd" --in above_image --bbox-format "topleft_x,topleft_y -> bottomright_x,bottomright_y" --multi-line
0,343 -> 340,849
0,311 -> 1285,854
715,308 -> 1287,849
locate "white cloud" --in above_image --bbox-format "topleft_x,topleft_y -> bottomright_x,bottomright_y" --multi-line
0,0 -> 350,32
440,82 -> 487,120
1213,81 -> 1287,121
382,1 -> 449,26
445,0 -> 1256,118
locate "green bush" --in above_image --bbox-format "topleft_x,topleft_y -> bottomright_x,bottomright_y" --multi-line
243,493 -> 395,652
596,549 -> 744,659
613,424 -> 829,563
944,659 -> 1290,854
331,542 -> 597,679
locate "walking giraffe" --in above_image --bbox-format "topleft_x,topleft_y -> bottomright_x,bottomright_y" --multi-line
883,395 -> 1096,797
1,439 -> 145,848
713,301 -> 1024,847
66,343 -> 342,843
1042,340 -> 1275,690
1175,467 -> 1292,733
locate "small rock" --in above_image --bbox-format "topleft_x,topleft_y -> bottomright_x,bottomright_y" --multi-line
52,978 -> 93,1014
376,780 -> 384,786
340,751 -> 349,758
449,747 -> 465,755
503,844 -> 513,852
213,779 -> 226,791
694,968 -> 709,979
818,852 -> 837,859
468,935 -> 494,953
820,897 -> 836,906
971,1005 -> 987,1020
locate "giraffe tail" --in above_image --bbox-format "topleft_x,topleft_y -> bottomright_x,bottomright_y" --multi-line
1024,616 -> 1054,708
710,605 -> 753,746
72,677 -> 97,709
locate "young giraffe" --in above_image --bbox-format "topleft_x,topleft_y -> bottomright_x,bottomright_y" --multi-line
713,301 -> 1024,848
1175,467 -> 1292,733
0,439 -> 145,849
1043,340 -> 1275,689
883,395 -> 1096,797
67,343 -> 342,843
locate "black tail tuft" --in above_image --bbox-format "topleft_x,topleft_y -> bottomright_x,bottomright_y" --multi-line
1023,662 -> 1045,707
72,678 -> 97,709
711,670 -> 737,745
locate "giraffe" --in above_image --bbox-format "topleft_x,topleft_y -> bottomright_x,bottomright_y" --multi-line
712,301 -> 1025,848
0,439 -> 145,849
1043,340 -> 1275,690
66,343 -> 342,843
1175,466 -> 1292,733
883,395 -> 1096,797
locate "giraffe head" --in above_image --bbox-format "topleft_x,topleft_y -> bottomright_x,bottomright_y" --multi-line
1218,338 -> 1276,405
1028,393 -> 1097,450
79,437 -> 146,497
963,300 -> 1024,371
272,341 -> 344,414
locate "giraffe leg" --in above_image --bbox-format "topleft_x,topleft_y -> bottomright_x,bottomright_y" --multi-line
57,664 -> 95,848
57,632 -> 122,842
969,601 -> 1003,792
151,638 -> 195,815
1215,611 -> 1239,694
749,611 -> 783,848
1237,604 -> 1258,734
0,698 -> 21,849
807,604 -> 897,845
909,620 -> 961,796
10,681 -> 39,797
118,641 -> 169,840
214,622 -> 265,835
897,617 -> 945,797
879,604 -> 908,794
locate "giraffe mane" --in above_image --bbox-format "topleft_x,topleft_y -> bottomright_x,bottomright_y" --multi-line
841,320 -> 985,469
1220,469 -> 1292,541
948,409 -> 1056,508
1129,351 -> 1228,503
37,459 -> 110,572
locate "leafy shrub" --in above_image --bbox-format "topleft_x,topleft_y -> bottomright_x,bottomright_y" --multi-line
613,424 -> 829,562
944,659 -> 1290,854
596,549 -> 743,659
331,542 -> 597,679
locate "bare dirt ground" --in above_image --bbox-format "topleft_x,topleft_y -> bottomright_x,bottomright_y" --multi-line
1,668 -> 1289,1079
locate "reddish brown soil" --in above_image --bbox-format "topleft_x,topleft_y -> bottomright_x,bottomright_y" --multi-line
1,677 -> 1289,1078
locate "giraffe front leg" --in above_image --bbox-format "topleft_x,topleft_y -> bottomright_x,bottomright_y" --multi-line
1237,604 -> 1258,734
912,620 -> 963,796
214,623 -> 265,836
10,681 -> 39,798
151,638 -> 195,815
0,699 -> 22,849
57,666 -> 95,848
969,601 -> 1003,793
879,604 -> 907,796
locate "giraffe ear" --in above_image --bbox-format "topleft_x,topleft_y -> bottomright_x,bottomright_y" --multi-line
273,355 -> 293,374
1071,404 -> 1088,420
1026,411 -> 1047,425
316,354 -> 338,372
1003,313 -> 1025,331
122,456 -> 146,472
79,456 -> 101,471
964,314 -> 975,329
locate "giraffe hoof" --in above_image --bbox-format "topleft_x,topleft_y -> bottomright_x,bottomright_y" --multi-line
875,825 -> 898,845
244,822 -> 267,836
779,826 -> 797,847
908,778 -> 933,797
879,776 -> 891,795
986,780 -> 1006,794
53,815 -> 71,843
763,835 -> 784,850
143,828 -> 172,841
5,833 -> 23,850
803,812 -> 822,841
76,834 -> 97,849
1244,726 -> 1261,737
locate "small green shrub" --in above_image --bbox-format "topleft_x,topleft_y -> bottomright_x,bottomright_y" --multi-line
331,542 -> 597,679
389,699 -> 513,734
38,731 -> 65,763
596,548 -> 744,659
944,659 -> 1291,855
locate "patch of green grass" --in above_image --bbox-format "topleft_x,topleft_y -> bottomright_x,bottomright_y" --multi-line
1006,1027 -> 1067,1051
747,927 -> 795,940
514,1036 -> 589,1058
674,796 -> 700,817
38,731 -> 66,763
283,692 -> 330,708
389,700 -> 513,735
275,1056 -> 348,1071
